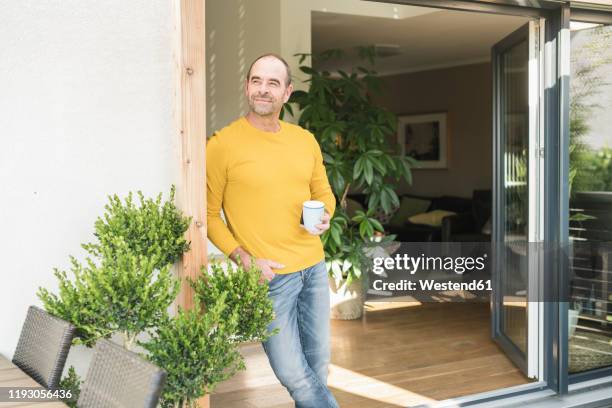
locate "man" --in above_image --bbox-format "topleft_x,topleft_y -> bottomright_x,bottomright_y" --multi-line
206,53 -> 339,408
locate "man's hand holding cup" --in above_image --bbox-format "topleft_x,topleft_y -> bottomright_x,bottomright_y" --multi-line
302,200 -> 330,235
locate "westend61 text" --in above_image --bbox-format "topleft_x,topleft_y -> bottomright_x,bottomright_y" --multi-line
372,279 -> 493,291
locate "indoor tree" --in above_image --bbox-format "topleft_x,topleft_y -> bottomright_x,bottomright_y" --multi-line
284,47 -> 415,286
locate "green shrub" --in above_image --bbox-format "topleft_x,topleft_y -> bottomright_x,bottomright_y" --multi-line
191,260 -> 278,343
141,293 -> 245,408
38,239 -> 180,349
82,185 -> 191,270
572,147 -> 612,193
38,257 -> 113,347
58,366 -> 81,408
38,187 -> 187,349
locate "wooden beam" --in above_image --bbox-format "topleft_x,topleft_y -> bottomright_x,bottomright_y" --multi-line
174,0 -> 206,309
173,1 -> 209,406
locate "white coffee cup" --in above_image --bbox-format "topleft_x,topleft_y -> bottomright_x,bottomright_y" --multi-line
302,200 -> 325,233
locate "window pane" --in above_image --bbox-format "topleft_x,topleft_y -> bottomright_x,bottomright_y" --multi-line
569,22 -> 612,374
502,38 -> 530,355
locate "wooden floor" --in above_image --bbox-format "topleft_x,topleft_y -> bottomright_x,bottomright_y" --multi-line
211,302 -> 530,408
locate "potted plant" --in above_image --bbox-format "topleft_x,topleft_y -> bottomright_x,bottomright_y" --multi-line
37,186 -> 190,349
284,47 -> 414,319
38,239 -> 180,349
37,187 -> 190,406
143,260 -> 278,407
141,293 -> 245,408
81,186 -> 191,270
191,259 -> 278,343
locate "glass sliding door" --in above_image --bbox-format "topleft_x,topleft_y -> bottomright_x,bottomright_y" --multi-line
492,20 -> 543,378
568,20 -> 612,374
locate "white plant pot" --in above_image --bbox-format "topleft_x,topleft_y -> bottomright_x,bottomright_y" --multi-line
329,277 -> 364,320
568,308 -> 580,338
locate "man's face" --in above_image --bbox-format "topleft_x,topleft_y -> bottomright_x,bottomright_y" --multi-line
245,57 -> 293,117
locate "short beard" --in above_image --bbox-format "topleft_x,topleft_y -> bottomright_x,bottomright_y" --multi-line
249,98 -> 276,116
251,104 -> 274,116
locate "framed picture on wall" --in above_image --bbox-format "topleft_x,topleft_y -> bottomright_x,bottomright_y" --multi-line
397,112 -> 448,169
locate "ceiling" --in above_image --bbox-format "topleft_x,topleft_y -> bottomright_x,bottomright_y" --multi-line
311,5 -> 530,76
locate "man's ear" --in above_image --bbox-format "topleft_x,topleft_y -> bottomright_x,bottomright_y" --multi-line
283,83 -> 294,103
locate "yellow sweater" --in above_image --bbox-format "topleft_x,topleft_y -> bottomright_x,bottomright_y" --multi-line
206,117 -> 336,274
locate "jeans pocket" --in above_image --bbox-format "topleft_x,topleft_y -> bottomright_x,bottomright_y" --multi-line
269,272 -> 280,283
267,272 -> 284,290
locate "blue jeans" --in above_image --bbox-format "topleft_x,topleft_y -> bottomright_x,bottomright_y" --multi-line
262,260 -> 339,408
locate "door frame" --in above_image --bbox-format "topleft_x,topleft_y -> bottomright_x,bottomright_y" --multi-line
490,20 -> 539,377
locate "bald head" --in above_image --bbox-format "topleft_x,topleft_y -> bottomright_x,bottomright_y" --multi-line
246,53 -> 292,87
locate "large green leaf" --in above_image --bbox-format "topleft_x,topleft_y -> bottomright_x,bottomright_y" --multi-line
331,260 -> 343,281
331,170 -> 345,196
300,66 -> 318,76
331,225 -> 342,247
281,103 -> 294,118
353,157 -> 365,179
322,152 -> 334,164
367,194 -> 380,212
363,160 -> 374,185
371,156 -> 386,175
370,218 -> 384,233
380,190 -> 391,214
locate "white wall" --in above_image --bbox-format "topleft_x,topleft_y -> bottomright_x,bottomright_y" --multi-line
205,0 -> 282,137
0,0 -> 176,369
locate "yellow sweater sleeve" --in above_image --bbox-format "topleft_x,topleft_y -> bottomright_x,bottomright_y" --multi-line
309,135 -> 336,217
206,135 -> 241,256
